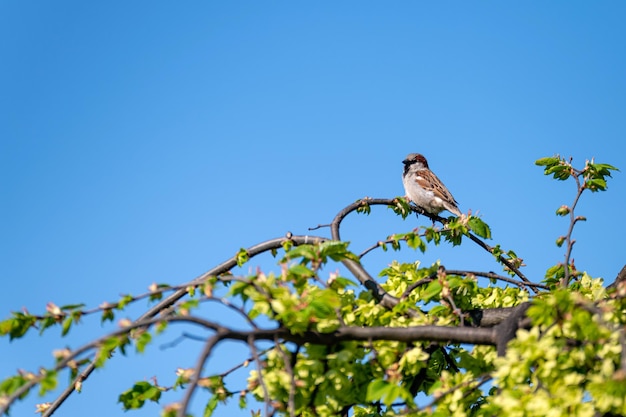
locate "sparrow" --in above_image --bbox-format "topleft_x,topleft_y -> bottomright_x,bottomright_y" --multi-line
402,153 -> 462,216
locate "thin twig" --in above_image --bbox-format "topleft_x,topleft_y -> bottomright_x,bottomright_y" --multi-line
464,232 -> 535,292
249,335 -> 271,417
177,333 -> 224,417
443,295 -> 464,326
445,270 -> 548,291
218,347 -> 273,378
274,336 -> 296,417
160,332 -> 209,349
402,276 -> 436,299
308,223 -> 330,231
206,296 -> 259,329
562,172 -> 584,287
401,374 -> 492,414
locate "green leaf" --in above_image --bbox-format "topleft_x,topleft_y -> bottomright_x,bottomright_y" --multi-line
491,244 -> 503,259
535,156 -> 560,167
543,263 -> 565,287
442,220 -> 466,246
405,233 -> 427,253
428,305 -> 449,316
228,281 -> 250,303
235,248 -> 249,267
545,164 -> 571,180
555,206 -> 570,216
389,235 -> 402,251
365,379 -> 413,407
468,217 -> 492,239
288,264 -> 315,279
422,281 -> 442,302
95,336 -> 129,367
535,155 -> 575,180
61,316 -> 73,336
0,319 -> 12,336
585,178 -> 607,192
366,378 -> 392,404
149,286 -> 167,302
238,393 -> 247,409
424,227 -> 441,245
39,316 -> 58,335
117,294 -> 134,310
38,370 -> 58,396
101,309 -> 115,324
155,320 -> 168,334
328,276 -> 358,290
118,381 -> 162,410
307,290 -> 340,317
356,199 -> 371,215
135,332 -> 152,354
587,162 -> 619,185
58,303 -> 86,311
319,241 -> 359,262
282,245 -> 317,262
187,286 -> 196,297
178,299 -> 200,314
591,162 -> 619,172
0,374 -> 28,397
204,394 -> 219,417
389,197 -> 412,219
4,313 -> 37,340
282,239 -> 293,252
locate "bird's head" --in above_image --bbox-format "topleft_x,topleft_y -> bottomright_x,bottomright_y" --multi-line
402,153 -> 429,169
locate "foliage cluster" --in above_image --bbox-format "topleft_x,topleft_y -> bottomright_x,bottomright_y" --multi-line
1,155 -> 624,417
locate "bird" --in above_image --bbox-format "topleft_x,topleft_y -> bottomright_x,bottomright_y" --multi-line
402,153 -> 462,216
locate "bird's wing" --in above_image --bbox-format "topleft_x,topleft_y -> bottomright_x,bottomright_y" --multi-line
416,170 -> 459,206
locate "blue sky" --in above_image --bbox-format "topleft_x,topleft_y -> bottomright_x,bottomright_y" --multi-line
1,2 -> 625,416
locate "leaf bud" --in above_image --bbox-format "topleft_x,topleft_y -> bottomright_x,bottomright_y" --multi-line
555,206 -> 570,216
118,318 -> 132,328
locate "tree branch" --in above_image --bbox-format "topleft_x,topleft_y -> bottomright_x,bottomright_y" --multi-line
24,198 -> 542,415
330,198 -> 537,293
178,332 -> 224,417
40,233 -> 328,415
14,305 -> 507,416
607,264 -> 626,289
330,199 -> 427,317
494,302 -> 532,356
445,270 -> 548,291
160,316 -> 498,347
463,232 -> 535,291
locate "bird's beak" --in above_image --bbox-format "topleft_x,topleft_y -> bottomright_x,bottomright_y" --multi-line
402,159 -> 410,164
